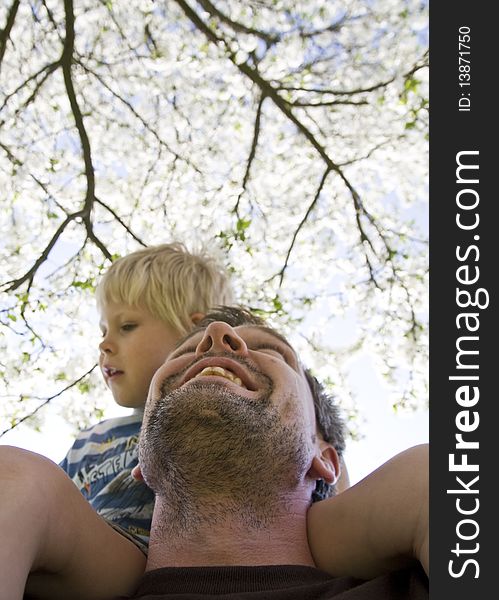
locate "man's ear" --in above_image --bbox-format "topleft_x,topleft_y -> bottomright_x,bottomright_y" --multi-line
309,441 -> 340,485
190,312 -> 205,325
131,464 -> 144,481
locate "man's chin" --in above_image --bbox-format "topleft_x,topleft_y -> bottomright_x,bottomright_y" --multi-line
140,385 -> 308,530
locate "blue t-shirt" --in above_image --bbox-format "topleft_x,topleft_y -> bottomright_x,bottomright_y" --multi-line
59,410 -> 154,552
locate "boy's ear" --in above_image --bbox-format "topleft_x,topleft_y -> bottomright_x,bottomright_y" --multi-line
131,464 -> 144,481
190,312 -> 205,325
309,441 -> 340,485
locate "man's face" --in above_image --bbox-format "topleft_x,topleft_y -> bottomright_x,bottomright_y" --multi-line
139,321 -> 328,523
145,320 -> 319,438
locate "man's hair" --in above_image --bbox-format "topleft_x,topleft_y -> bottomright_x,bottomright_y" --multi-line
195,305 -> 346,501
95,243 -> 234,335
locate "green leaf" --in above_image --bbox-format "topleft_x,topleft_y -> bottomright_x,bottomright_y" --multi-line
236,218 -> 251,232
404,77 -> 420,93
72,280 -> 95,291
272,296 -> 283,312
77,381 -> 91,394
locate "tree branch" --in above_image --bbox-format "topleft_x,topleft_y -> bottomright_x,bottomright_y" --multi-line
1,211 -> 85,292
276,167 -> 331,287
275,79 -> 396,97
0,142 -> 70,218
0,60 -> 60,116
61,0 -> 95,216
0,140 -> 22,167
0,0 -> 20,73
84,228 -> 112,260
40,0 -> 63,40
233,93 -> 265,218
174,1 -> 346,175
288,99 -> 368,108
196,0 -> 279,46
174,0 -> 390,281
99,0 -> 142,57
297,14 -> 349,38
95,197 -> 147,247
337,138 -> 393,167
0,364 -> 98,437
1,275 -> 47,352
275,52 -> 427,99
76,59 -> 201,172
32,175 -> 70,216
2,1 -> 110,292
62,0 -> 113,262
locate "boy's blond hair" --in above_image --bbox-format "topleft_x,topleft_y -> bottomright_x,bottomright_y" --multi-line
95,243 -> 234,335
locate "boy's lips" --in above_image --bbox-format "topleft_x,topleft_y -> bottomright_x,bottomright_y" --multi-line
103,366 -> 124,379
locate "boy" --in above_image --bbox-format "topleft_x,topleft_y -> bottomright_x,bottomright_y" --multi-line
59,242 -> 235,553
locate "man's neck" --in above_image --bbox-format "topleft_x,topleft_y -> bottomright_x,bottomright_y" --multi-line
145,496 -> 316,571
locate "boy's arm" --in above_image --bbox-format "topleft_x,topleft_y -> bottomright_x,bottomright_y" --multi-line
0,446 -> 145,600
307,443 -> 429,579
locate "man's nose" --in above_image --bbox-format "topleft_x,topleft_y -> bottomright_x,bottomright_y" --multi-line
195,322 -> 248,357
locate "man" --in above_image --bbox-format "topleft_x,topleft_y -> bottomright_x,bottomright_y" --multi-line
121,306 -> 428,599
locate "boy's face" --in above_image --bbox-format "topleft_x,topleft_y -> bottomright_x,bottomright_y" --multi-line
99,301 -> 181,408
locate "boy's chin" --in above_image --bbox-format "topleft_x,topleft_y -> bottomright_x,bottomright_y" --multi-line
114,398 -> 147,410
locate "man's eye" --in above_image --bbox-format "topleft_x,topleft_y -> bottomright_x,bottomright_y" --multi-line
121,323 -> 137,332
171,345 -> 197,358
255,344 -> 287,360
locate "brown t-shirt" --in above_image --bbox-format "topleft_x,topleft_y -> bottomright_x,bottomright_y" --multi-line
115,564 -> 428,599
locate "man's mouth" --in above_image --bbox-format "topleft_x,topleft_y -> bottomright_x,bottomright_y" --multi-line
194,366 -> 244,388
175,357 -> 260,394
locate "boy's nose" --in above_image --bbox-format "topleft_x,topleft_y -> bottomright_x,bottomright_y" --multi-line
99,337 -> 115,354
195,322 -> 248,357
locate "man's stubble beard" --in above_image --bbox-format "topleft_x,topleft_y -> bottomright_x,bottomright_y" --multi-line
139,379 -> 309,537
